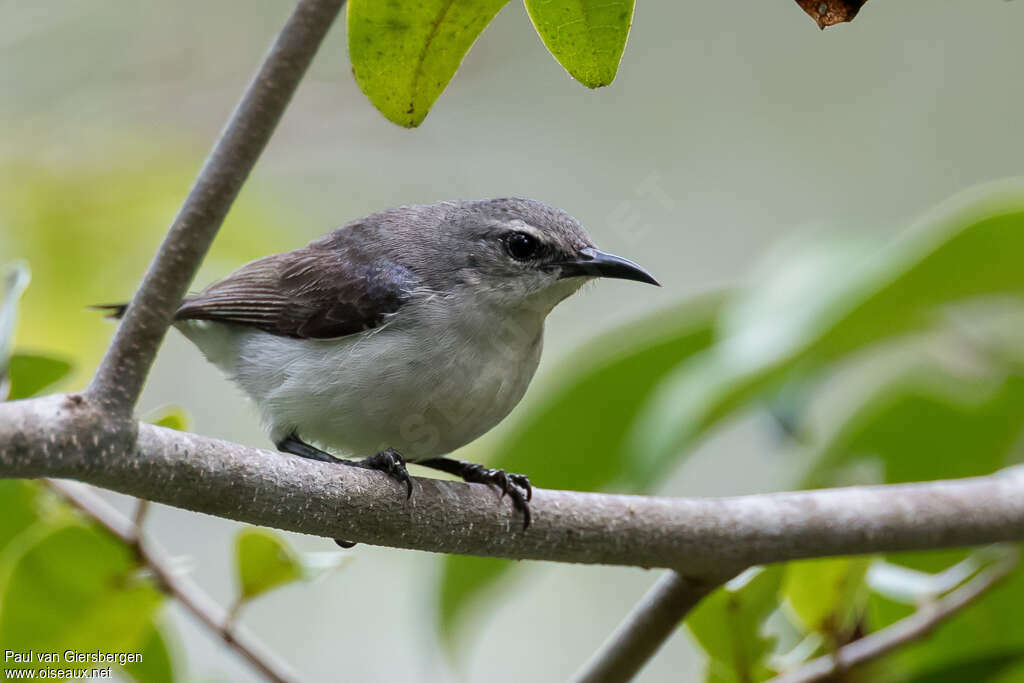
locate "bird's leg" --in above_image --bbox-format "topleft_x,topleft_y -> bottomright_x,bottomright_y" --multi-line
276,433 -> 343,463
418,457 -> 533,529
275,435 -> 412,498
275,435 -> 413,548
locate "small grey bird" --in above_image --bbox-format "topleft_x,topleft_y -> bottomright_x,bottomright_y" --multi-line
103,198 -> 657,531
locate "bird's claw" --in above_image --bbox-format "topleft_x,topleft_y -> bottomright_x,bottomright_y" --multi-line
461,464 -> 533,529
509,472 -> 533,501
362,448 -> 413,498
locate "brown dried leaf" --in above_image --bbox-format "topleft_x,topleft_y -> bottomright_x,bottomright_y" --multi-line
796,0 -> 867,29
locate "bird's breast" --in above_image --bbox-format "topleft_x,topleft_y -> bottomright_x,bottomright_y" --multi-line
233,304 -> 545,460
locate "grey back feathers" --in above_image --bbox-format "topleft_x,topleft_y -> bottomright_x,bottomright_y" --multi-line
173,198 -> 594,340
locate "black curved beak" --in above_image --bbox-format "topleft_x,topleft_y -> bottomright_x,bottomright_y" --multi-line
556,247 -> 660,286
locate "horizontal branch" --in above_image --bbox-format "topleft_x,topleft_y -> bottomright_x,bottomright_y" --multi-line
4,394 -> 1024,574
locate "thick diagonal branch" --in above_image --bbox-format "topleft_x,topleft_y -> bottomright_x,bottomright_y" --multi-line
573,571 -> 728,683
4,395 -> 1024,574
87,0 -> 346,413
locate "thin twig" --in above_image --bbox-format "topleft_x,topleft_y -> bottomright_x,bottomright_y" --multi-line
133,498 -> 150,532
46,480 -> 300,683
573,571 -> 731,683
4,397 -> 1024,572
87,0 -> 346,414
770,552 -> 1019,683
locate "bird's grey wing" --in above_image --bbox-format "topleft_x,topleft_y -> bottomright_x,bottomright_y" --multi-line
174,246 -> 414,339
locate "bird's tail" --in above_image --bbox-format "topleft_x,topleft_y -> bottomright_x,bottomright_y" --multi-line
89,303 -> 128,319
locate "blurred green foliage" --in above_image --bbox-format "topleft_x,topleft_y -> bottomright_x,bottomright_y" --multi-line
632,181 -> 1024,476
686,566 -> 784,683
0,524 -> 164,670
0,156 -> 296,386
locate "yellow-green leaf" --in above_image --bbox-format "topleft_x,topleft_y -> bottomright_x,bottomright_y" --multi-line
784,556 -> 871,646
525,0 -> 635,87
6,353 -> 72,400
347,0 -> 509,127
234,528 -> 302,602
123,623 -> 176,683
147,405 -> 191,432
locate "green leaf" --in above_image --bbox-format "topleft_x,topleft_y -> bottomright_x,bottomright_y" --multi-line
783,556 -> 871,646
0,524 -> 163,667
147,405 -> 191,432
633,179 -> 1024,475
5,353 -> 72,400
804,367 -> 1024,488
234,528 -> 303,602
524,0 -> 635,87
436,295 -> 722,643
123,623 -> 176,683
347,0 -> 509,127
686,566 -> 785,683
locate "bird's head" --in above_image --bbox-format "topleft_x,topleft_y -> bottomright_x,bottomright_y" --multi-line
411,197 -> 659,314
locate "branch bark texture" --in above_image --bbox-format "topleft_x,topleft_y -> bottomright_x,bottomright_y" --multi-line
87,0 -> 346,413
4,395 -> 1024,576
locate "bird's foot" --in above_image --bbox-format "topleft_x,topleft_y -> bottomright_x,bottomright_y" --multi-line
419,458 -> 533,529
462,464 -> 532,529
276,435 -> 412,547
356,448 -> 413,499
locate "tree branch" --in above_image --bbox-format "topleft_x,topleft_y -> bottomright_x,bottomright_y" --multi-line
4,394 -> 1024,575
86,0 -> 346,414
573,571 -> 728,683
46,479 -> 301,683
770,552 -> 1018,683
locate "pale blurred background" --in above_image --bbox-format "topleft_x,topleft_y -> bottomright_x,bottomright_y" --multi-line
3,0 -> 1024,680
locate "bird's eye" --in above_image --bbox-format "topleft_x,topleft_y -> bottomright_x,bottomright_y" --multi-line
505,232 -> 540,261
